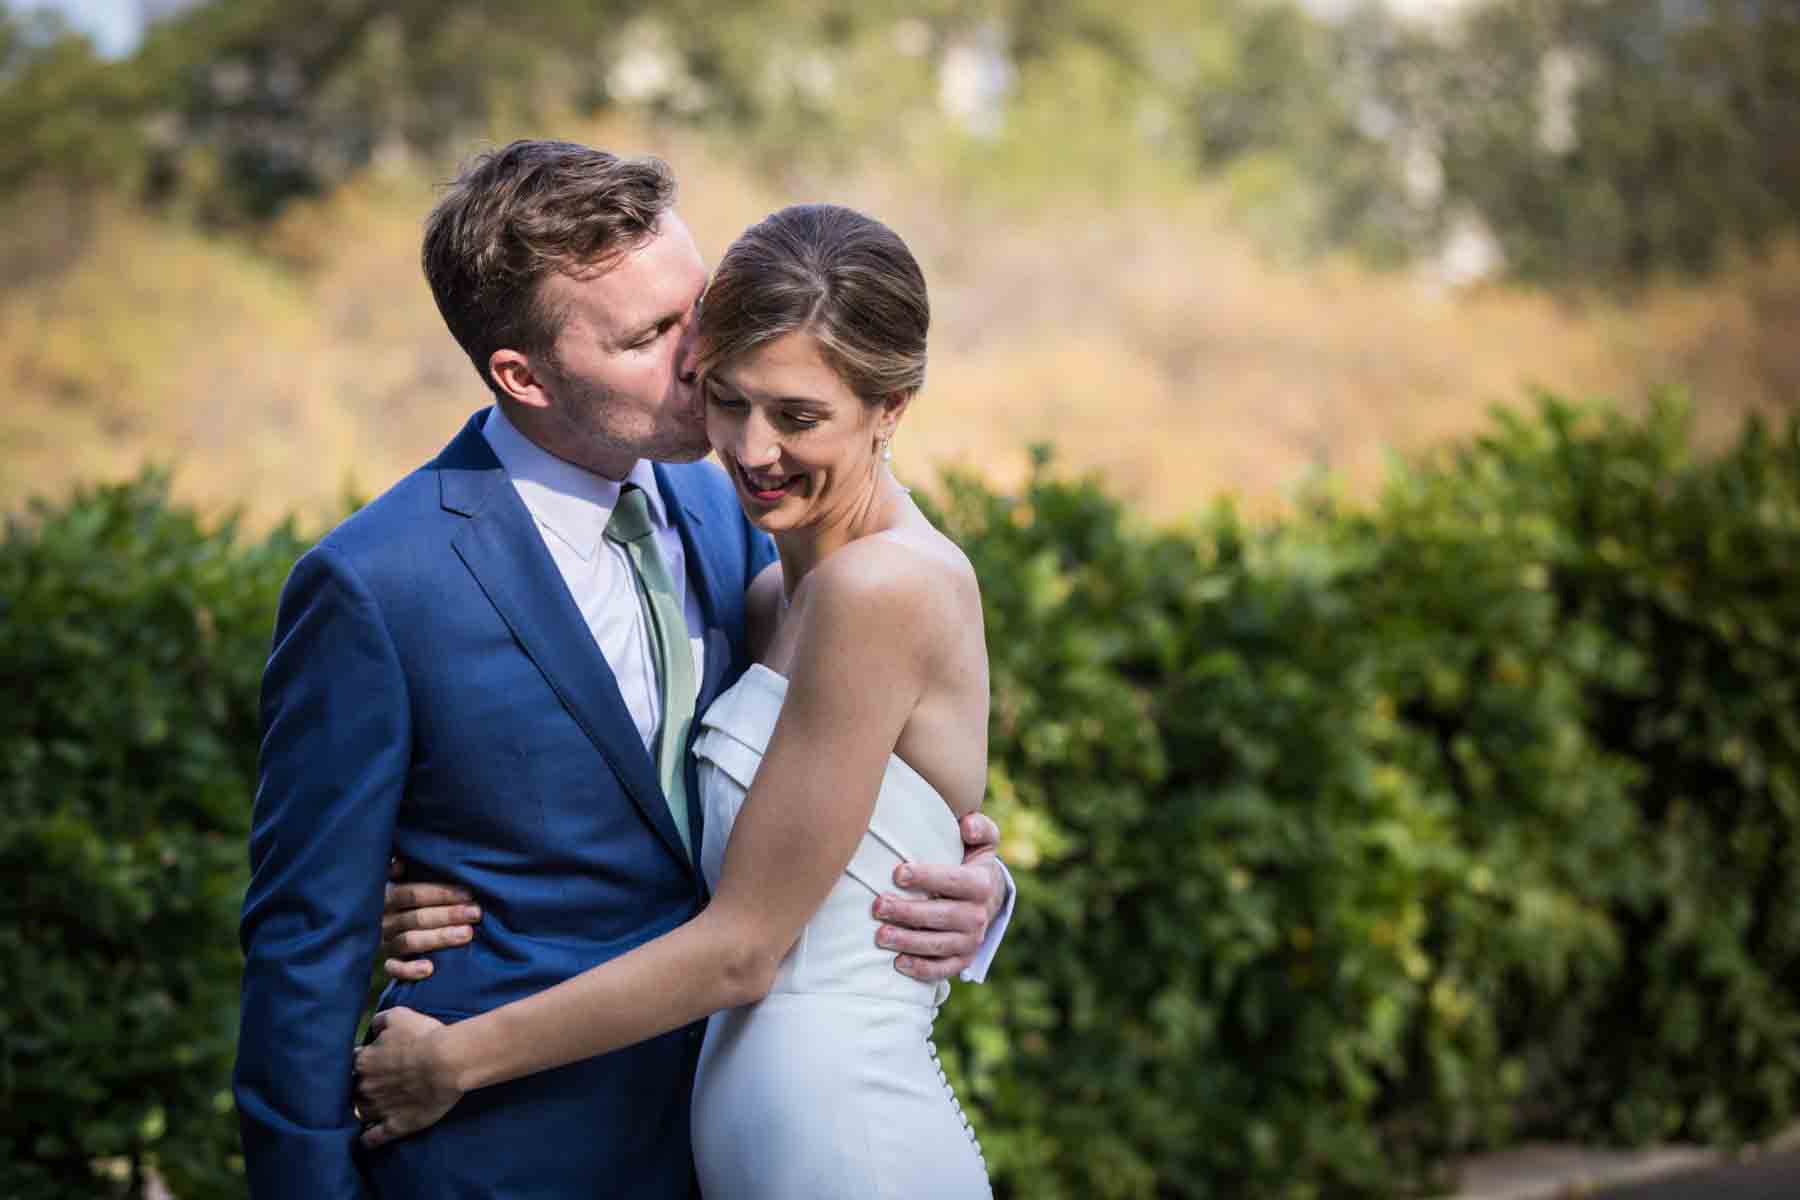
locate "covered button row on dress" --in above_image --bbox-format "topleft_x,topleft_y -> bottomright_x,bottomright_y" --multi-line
926,1029 -> 985,1165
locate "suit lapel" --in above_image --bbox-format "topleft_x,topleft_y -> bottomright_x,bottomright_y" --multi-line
437,413 -> 696,876
657,463 -> 736,715
656,463 -> 740,881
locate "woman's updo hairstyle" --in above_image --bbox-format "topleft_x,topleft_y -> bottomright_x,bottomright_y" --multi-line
695,204 -> 928,404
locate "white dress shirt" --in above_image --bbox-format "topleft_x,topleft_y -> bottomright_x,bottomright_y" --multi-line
483,405 -> 704,752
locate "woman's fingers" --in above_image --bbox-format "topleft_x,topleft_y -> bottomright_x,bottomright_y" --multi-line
360,1119 -> 400,1150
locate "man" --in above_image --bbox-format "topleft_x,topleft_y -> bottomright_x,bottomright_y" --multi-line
234,140 -> 1011,1199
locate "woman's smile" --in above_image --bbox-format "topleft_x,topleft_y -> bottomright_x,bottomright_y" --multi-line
731,456 -> 806,505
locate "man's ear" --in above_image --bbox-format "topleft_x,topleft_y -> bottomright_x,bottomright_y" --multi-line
489,348 -> 553,409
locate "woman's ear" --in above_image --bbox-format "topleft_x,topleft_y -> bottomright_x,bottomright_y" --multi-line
876,390 -> 914,442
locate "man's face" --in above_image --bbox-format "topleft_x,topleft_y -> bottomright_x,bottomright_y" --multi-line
528,212 -> 711,478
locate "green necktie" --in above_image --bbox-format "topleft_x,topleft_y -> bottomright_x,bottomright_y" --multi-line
604,484 -> 696,859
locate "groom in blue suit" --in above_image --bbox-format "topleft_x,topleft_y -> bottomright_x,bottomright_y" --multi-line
234,141 -> 1009,1199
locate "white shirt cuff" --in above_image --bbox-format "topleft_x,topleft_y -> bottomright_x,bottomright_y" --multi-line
959,858 -> 1015,984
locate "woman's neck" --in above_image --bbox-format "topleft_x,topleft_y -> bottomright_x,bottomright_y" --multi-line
773,470 -> 908,599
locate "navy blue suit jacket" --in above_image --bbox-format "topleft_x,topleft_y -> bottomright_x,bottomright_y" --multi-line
234,410 -> 776,1199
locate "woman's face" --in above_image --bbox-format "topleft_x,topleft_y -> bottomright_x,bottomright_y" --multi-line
703,330 -> 898,534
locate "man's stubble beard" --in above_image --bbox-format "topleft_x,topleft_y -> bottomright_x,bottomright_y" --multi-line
547,373 -> 711,475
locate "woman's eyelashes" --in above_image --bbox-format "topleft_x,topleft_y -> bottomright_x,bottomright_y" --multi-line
705,386 -> 823,430
704,383 -> 745,411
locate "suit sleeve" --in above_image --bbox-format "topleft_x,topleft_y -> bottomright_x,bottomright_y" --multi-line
234,543 -> 409,1200
745,518 -> 778,578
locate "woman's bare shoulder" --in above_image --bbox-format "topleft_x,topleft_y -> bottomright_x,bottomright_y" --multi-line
798,531 -> 978,656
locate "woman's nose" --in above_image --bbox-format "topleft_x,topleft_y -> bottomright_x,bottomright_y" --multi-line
737,413 -> 780,466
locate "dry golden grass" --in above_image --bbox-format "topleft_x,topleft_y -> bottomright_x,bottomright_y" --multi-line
3,116 -> 1794,529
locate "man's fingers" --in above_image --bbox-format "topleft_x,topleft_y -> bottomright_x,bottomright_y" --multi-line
959,811 -> 1000,853
383,956 -> 434,982
892,861 -> 994,903
380,898 -> 480,940
384,881 -> 476,917
385,926 -> 474,957
872,893 -> 986,935
381,910 -> 479,945
896,952 -> 975,983
876,925 -> 977,960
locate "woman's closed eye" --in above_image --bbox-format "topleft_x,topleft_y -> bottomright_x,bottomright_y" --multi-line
703,384 -> 822,430
705,385 -> 747,411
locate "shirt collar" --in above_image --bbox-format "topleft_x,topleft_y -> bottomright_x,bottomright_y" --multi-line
481,405 -> 669,561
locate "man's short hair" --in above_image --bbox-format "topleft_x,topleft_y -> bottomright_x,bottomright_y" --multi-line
421,140 -> 677,394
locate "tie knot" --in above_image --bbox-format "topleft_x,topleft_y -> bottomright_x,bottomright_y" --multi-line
605,484 -> 656,545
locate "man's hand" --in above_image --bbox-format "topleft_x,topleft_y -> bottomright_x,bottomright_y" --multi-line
380,859 -> 481,981
873,811 -> 1007,982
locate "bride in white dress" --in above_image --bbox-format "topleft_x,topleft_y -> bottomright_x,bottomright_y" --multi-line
354,203 -> 993,1197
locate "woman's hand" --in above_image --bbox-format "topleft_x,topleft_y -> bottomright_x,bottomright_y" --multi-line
352,1007 -> 460,1148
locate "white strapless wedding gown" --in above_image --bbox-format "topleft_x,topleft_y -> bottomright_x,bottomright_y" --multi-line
689,664 -> 992,1199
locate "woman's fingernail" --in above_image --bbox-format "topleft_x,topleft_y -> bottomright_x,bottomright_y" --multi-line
896,868 -> 914,886
459,906 -> 481,921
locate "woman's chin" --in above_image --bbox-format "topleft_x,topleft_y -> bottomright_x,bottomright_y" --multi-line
743,502 -> 795,533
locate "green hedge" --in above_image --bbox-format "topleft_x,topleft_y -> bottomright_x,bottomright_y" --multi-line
0,476 -> 303,1198
929,397 -> 1800,1197
2,398 -> 1796,1197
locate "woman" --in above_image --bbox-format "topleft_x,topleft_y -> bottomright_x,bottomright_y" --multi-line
353,203 -> 993,1197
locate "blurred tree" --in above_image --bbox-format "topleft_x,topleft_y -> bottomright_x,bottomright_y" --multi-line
1,0 -> 1795,285
1352,0 -> 1800,284
0,8 -> 145,194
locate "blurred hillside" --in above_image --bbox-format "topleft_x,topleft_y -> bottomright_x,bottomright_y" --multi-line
1,0 -> 1795,525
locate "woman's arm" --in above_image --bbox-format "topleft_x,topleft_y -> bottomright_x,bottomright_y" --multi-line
354,550 -> 938,1145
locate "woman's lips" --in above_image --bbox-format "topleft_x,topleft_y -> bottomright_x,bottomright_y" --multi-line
734,459 -> 799,502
